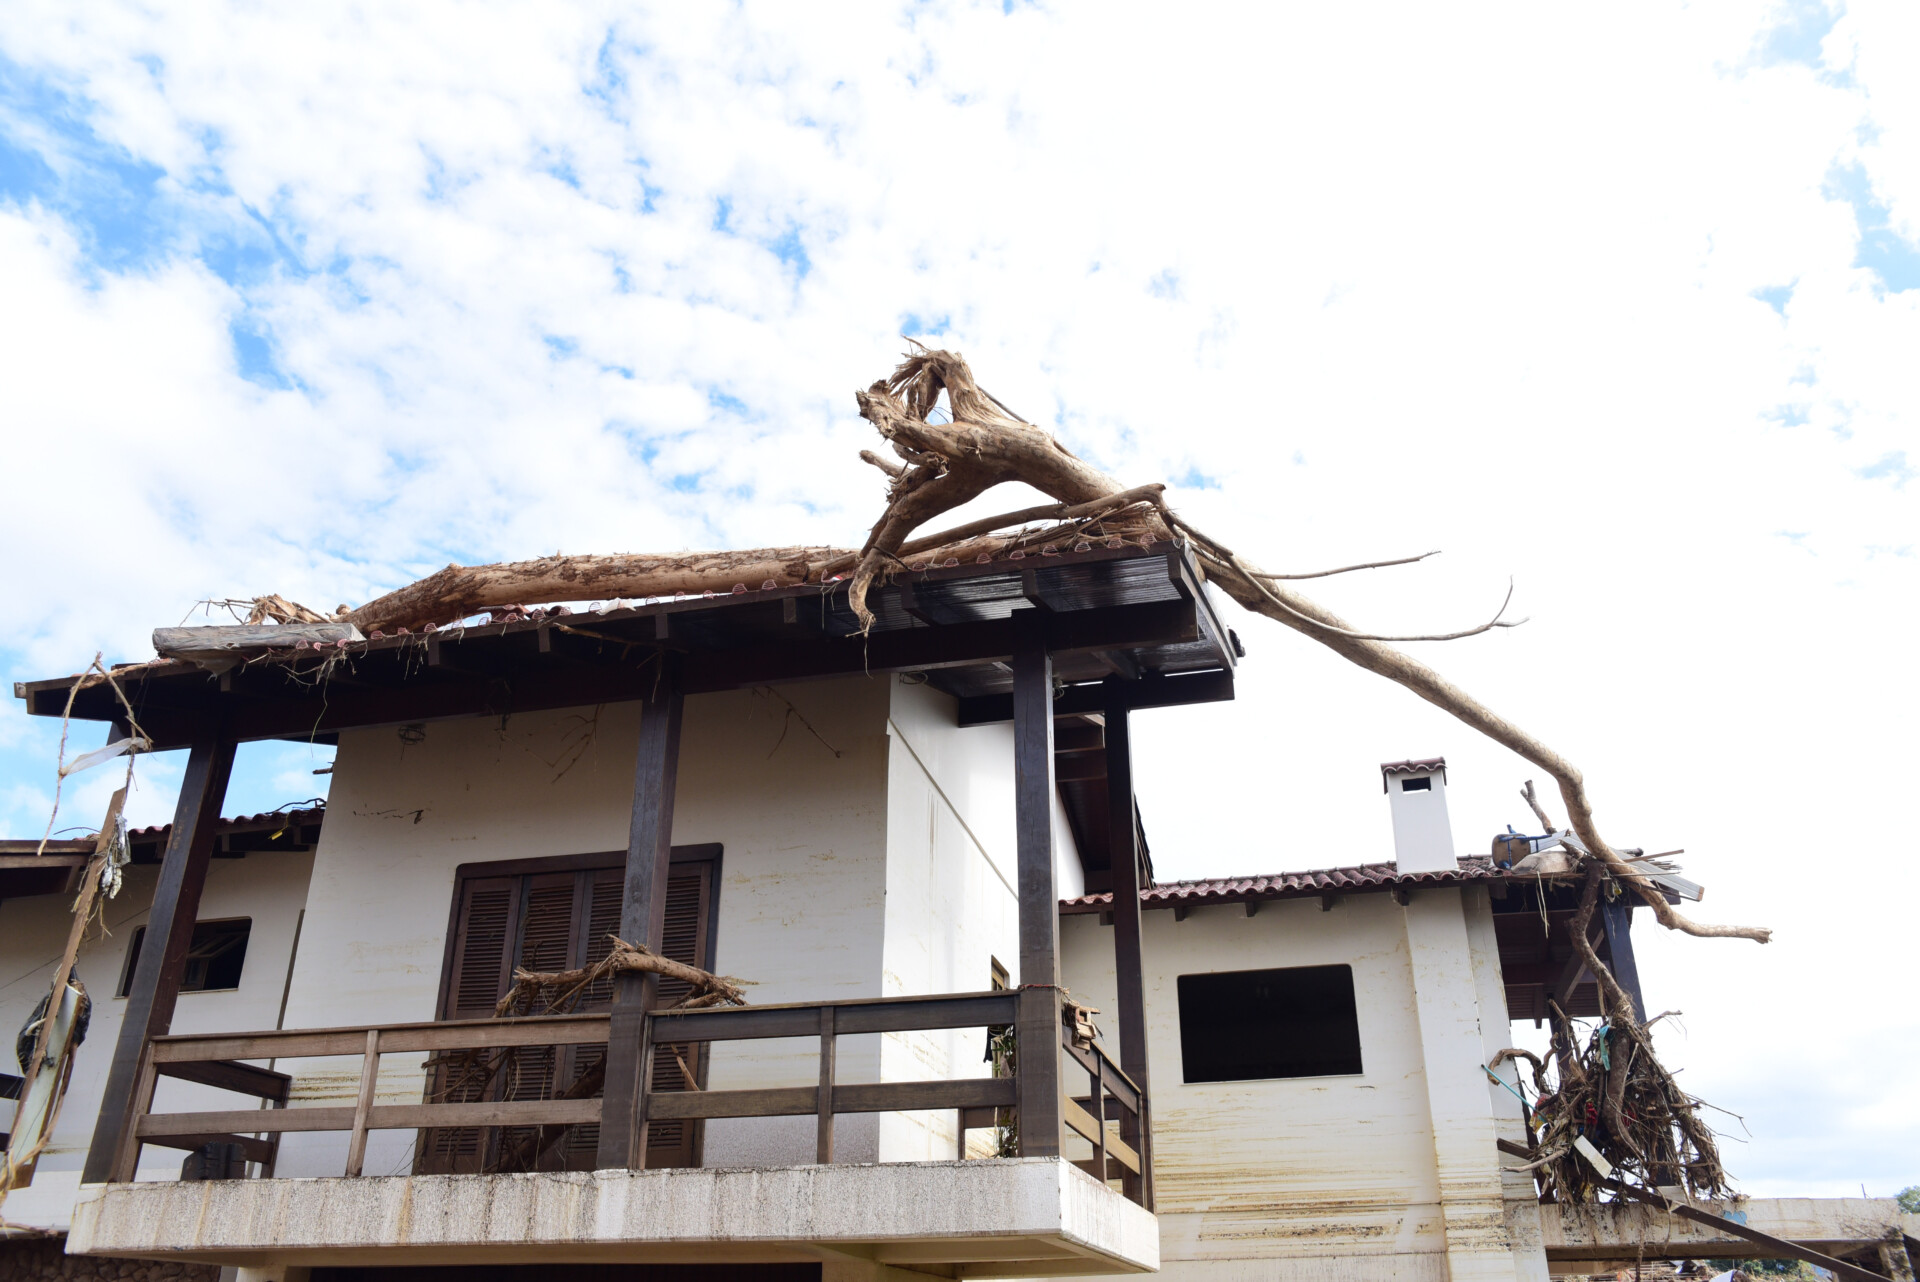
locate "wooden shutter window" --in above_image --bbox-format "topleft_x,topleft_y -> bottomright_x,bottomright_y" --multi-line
641,866 -> 714,1167
424,877 -> 519,1171
422,851 -> 717,1174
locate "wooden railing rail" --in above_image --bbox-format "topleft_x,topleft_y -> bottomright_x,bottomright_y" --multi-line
118,1013 -> 613,1182
116,990 -> 1150,1205
1060,1021 -> 1150,1201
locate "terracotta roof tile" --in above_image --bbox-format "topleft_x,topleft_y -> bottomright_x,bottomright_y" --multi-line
1061,856 -> 1507,912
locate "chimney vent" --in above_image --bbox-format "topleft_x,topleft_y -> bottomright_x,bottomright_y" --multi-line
1381,757 -> 1455,874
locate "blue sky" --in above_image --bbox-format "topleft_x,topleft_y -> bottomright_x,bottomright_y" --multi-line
2,0 -> 1917,1198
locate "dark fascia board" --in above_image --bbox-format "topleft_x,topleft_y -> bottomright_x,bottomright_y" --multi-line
21,597 -> 1206,753
957,667 -> 1234,727
18,545 -> 1228,744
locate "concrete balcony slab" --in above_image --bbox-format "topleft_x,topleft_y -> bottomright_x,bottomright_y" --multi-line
67,1157 -> 1158,1277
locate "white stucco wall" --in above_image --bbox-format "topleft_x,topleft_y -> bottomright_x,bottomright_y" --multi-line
875,678 -> 1022,1162
267,676 -> 903,1176
0,849 -> 314,1229
1062,889 -> 1522,1282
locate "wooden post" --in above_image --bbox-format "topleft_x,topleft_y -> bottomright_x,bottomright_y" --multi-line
1091,1056 -> 1109,1185
1599,899 -> 1646,1023
816,1006 -> 836,1164
344,1029 -> 382,1177
596,660 -> 686,1170
84,733 -> 236,1184
1102,678 -> 1153,1206
1012,611 -> 1062,1159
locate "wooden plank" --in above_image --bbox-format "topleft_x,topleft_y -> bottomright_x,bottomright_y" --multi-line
1103,1130 -> 1140,1175
343,1029 -> 380,1177
831,1078 -> 1016,1115
648,993 -> 1019,1044
155,1058 -> 291,1101
649,1086 -> 818,1121
957,667 -> 1235,726
140,1097 -> 604,1140
832,993 -> 1021,1036
1057,1038 -> 1141,1115
1092,1057 -> 1108,1184
650,1077 -> 1018,1122
86,734 -> 236,1185
1552,913 -> 1606,1008
1600,900 -> 1646,1023
135,1131 -> 275,1164
1061,1095 -> 1102,1145
600,657 -> 686,1171
681,601 -> 1198,693
1012,611 -> 1063,1160
110,1044 -> 159,1183
1103,678 -> 1151,1209
816,1006 -> 836,1164
0,854 -> 90,870
151,1014 -> 610,1063
153,623 -> 363,656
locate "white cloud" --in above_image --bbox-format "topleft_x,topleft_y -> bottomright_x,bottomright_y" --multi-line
1,0 -> 1916,1196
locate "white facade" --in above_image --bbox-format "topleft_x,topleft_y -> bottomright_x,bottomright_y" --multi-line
0,846 -> 315,1225
9,677 -> 1565,1282
1060,886 -> 1544,1282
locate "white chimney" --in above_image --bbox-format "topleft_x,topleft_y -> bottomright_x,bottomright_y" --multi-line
1382,757 -> 1455,873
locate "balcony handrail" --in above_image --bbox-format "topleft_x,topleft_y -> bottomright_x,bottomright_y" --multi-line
114,987 -> 1149,1207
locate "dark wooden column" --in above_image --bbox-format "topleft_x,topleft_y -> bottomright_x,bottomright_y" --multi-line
1102,678 -> 1153,1206
1600,900 -> 1646,1023
83,732 -> 236,1183
597,660 -> 686,1170
1012,611 -> 1062,1158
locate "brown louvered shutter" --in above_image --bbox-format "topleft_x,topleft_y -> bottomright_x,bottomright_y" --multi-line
421,876 -> 519,1172
493,874 -> 578,1163
559,869 -> 627,1166
422,853 -> 716,1174
644,864 -> 713,1168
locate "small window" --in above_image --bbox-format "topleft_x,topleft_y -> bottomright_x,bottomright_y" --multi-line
1177,964 -> 1363,1083
119,919 -> 252,997
1401,776 -> 1432,792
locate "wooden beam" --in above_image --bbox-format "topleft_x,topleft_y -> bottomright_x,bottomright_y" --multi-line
154,1058 -> 291,1101
0,854 -> 90,871
1012,611 -> 1062,1160
597,657 -> 685,1171
1600,899 -> 1645,1023
957,668 -> 1233,727
816,1006 -> 836,1164
1552,911 -> 1606,1008
1103,677 -> 1152,1208
84,733 -> 235,1184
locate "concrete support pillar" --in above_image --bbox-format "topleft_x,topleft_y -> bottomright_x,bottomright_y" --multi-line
1404,886 -> 1548,1282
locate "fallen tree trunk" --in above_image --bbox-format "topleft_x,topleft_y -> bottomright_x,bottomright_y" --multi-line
349,548 -> 842,636
251,345 -> 1766,948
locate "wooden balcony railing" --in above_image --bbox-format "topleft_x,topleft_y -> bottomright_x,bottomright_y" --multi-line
115,990 -> 1152,1206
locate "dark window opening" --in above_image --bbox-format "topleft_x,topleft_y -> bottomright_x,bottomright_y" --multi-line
118,919 -> 252,997
1401,776 -> 1432,792
1177,964 -> 1363,1082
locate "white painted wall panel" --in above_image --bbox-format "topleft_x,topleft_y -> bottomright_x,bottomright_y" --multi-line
877,677 -> 1023,1162
271,676 -> 897,1175
0,850 -> 313,1227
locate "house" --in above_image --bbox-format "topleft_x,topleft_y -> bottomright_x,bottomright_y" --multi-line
4,541 -> 1915,1282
